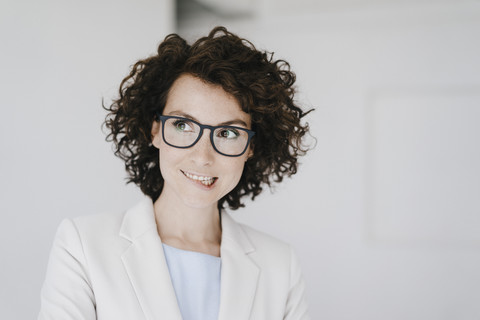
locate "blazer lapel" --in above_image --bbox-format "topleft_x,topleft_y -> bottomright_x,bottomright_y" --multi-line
218,212 -> 260,320
119,198 -> 182,320
118,198 -> 260,319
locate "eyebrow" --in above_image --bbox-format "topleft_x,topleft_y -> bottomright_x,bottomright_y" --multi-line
167,111 -> 249,128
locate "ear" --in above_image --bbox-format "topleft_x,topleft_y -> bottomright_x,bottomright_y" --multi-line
151,120 -> 162,148
245,148 -> 254,161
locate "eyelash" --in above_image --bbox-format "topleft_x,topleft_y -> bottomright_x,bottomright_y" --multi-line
172,120 -> 193,130
217,128 -> 239,138
172,119 -> 242,136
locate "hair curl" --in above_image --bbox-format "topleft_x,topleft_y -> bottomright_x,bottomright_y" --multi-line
104,26 -> 313,210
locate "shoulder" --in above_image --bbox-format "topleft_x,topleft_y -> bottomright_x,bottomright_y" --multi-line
52,210 -> 126,247
222,215 -> 305,302
69,210 -> 126,237
238,222 -> 292,256
59,196 -> 155,242
221,211 -> 291,255
239,223 -> 296,275
222,212 -> 295,270
50,210 -> 128,261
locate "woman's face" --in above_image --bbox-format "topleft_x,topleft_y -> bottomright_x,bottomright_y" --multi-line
151,74 -> 253,210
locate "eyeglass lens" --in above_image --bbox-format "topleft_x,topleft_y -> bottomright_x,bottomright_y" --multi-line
163,117 -> 250,156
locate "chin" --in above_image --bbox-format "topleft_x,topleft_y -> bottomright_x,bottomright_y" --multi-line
180,195 -> 219,210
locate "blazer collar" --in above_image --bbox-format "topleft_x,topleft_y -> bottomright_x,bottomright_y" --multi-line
218,211 -> 260,320
118,197 -> 259,320
119,197 -> 155,241
119,197 -> 182,320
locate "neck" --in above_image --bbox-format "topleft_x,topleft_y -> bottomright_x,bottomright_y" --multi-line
153,186 -> 222,256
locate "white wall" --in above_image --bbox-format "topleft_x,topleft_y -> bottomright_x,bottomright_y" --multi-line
0,0 -> 174,318
179,1 -> 480,319
1,0 -> 480,319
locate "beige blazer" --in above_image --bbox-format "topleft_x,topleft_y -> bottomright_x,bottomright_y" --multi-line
38,197 -> 310,320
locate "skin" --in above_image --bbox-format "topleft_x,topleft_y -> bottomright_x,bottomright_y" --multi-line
151,73 -> 253,257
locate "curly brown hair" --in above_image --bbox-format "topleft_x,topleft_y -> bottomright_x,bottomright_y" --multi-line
104,26 -> 313,210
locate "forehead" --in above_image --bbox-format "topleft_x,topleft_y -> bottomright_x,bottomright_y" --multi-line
164,74 -> 251,126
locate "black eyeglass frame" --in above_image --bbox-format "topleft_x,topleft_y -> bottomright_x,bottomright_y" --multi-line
156,113 -> 255,157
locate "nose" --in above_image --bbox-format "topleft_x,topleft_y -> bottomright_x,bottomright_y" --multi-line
190,129 -> 216,165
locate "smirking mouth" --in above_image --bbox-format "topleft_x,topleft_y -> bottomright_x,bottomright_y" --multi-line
181,170 -> 218,186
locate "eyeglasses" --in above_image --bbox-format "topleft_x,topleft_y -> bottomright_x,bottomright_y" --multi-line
156,113 -> 255,157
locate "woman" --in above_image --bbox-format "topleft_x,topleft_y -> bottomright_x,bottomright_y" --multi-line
39,26 -> 313,320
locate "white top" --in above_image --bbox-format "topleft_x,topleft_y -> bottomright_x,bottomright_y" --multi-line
162,243 -> 221,320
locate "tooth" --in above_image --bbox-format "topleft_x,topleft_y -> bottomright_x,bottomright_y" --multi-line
184,171 -> 214,184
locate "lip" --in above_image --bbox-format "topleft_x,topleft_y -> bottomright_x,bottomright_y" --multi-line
181,170 -> 218,189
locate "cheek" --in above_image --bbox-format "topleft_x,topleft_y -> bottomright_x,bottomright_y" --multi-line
157,144 -> 179,177
224,159 -> 247,188
157,151 -> 167,179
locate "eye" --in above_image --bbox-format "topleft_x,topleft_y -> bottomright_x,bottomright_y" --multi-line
172,119 -> 194,132
217,128 -> 240,139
